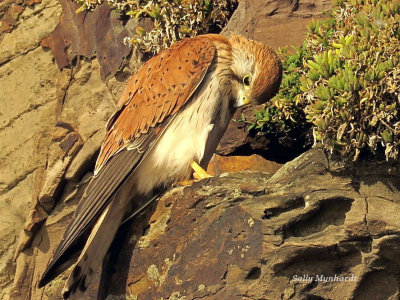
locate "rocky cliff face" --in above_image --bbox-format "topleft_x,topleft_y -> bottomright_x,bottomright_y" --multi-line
0,0 -> 140,298
0,0 -> 63,297
5,1 -> 397,300
102,149 -> 400,300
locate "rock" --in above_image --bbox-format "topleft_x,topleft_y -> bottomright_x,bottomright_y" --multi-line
216,105 -> 274,156
0,0 -> 61,65
41,0 -> 133,80
97,149 -> 400,300
0,0 -> 142,297
222,0 -> 332,50
0,1 -> 63,298
215,106 -> 252,155
207,153 -> 282,176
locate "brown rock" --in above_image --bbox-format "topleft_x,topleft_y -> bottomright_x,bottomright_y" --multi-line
7,54 -> 141,299
41,0 -> 132,80
0,0 -> 41,37
0,0 -> 61,64
222,0 -> 332,51
216,105 -> 272,155
207,153 -> 282,176
216,106 -> 251,155
0,0 -> 142,298
0,1 -> 63,297
95,149 -> 400,300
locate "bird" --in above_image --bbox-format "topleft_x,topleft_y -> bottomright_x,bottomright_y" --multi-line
38,33 -> 282,298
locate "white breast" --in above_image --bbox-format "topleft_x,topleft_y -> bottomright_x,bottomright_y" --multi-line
134,71 -> 231,195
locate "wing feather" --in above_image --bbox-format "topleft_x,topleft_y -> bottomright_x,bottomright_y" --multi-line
39,143 -> 147,287
95,35 -> 217,171
39,34 -> 224,287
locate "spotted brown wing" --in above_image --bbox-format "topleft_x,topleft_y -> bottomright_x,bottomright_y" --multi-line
96,36 -> 216,172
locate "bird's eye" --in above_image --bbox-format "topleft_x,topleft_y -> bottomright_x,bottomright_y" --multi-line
243,75 -> 251,87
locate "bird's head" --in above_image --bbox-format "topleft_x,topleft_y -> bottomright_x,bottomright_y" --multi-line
229,34 -> 282,107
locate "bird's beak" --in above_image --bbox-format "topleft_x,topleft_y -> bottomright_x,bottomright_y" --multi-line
234,90 -> 250,108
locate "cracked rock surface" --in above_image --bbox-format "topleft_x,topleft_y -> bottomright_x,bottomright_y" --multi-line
98,149 -> 400,300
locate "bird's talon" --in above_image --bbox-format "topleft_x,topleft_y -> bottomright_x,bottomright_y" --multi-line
191,161 -> 212,180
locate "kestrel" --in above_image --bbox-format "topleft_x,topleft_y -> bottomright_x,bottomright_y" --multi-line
38,34 -> 282,298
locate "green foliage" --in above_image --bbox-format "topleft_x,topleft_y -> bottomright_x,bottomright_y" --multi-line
74,0 -> 238,54
250,0 -> 400,161
301,0 -> 400,160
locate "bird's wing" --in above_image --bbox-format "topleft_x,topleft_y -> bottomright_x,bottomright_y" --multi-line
39,35 -> 217,287
95,34 -> 217,172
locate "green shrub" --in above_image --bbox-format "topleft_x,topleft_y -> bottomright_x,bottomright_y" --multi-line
302,0 -> 400,160
251,0 -> 400,161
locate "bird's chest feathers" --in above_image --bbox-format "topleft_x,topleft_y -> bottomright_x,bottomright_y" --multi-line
155,73 -> 230,170
135,73 -> 231,194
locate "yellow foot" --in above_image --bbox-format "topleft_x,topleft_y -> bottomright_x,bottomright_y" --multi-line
191,161 -> 212,180
172,162 -> 213,186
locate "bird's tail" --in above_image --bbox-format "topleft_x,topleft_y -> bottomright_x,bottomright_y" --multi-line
62,190 -> 129,299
